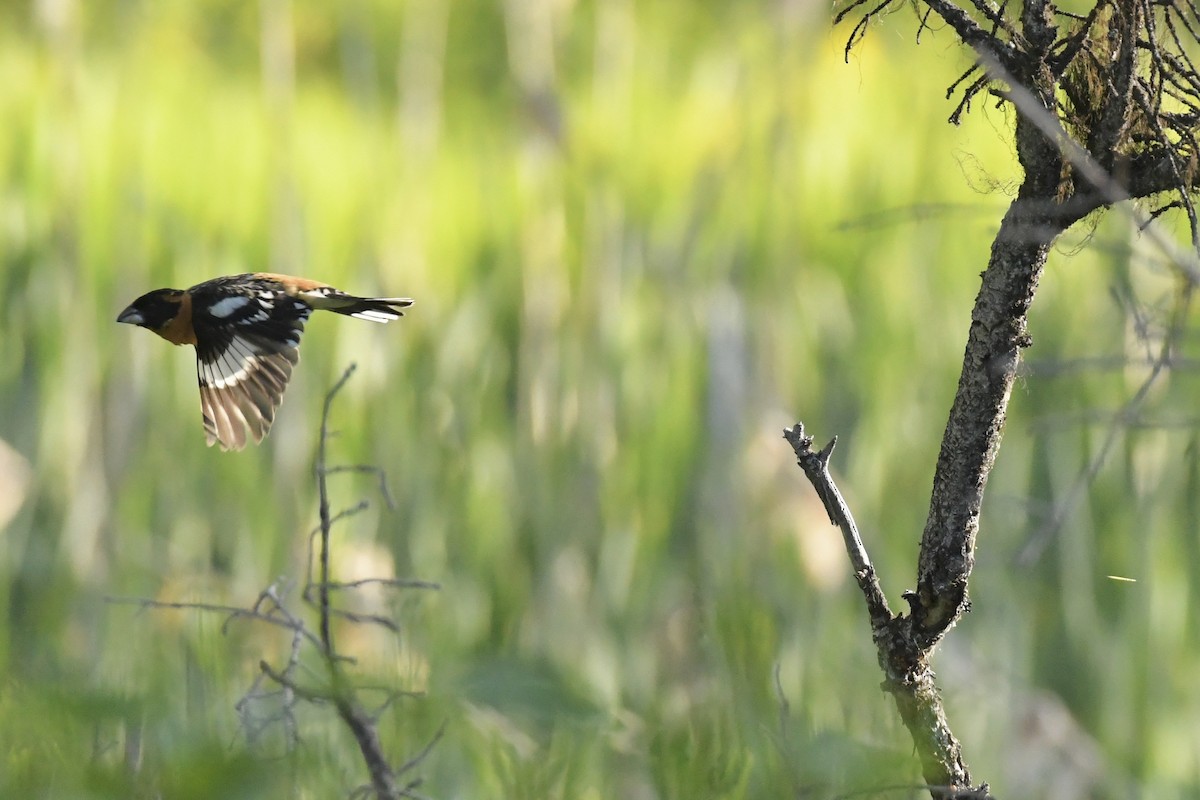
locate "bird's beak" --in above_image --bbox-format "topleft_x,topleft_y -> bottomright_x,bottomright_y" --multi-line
116,307 -> 144,325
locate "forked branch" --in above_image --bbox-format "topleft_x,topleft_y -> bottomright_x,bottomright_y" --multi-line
784,423 -> 982,796
802,1 -> 1200,797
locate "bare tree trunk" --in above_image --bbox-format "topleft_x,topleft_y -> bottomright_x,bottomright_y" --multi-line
912,198 -> 1059,642
790,1 -> 1200,795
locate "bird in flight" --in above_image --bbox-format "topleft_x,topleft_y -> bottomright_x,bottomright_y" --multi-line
117,272 -> 412,451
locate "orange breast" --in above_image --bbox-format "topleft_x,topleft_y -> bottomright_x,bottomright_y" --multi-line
157,292 -> 198,346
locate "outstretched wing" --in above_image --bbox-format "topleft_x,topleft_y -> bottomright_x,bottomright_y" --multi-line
189,284 -> 312,450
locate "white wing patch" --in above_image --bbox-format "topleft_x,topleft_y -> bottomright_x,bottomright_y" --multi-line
206,295 -> 254,319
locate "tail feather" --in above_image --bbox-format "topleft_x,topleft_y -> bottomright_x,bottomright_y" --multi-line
323,295 -> 414,323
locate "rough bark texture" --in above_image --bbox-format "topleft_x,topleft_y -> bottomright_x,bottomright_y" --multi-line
795,0 -> 1200,795
912,195 -> 1060,642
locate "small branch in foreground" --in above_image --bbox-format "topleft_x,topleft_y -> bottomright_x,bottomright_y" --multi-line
110,364 -> 439,800
301,362 -> 442,799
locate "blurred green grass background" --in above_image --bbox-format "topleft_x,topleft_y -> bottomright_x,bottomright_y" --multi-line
2,0 -> 1200,797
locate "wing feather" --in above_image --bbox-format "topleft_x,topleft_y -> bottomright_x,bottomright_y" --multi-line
197,334 -> 301,450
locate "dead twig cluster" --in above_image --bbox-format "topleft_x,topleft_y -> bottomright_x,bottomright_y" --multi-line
109,362 -> 441,799
838,0 -> 1200,245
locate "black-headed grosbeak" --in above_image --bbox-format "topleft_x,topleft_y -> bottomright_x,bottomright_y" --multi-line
117,273 -> 412,451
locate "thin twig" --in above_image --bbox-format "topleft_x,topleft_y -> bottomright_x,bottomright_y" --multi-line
317,362 -> 359,655
104,595 -> 325,650
772,661 -> 790,737
324,578 -> 442,592
782,423 -> 892,627
260,660 -> 329,704
1017,284 -> 1195,563
307,500 -> 372,541
396,722 -> 446,777
306,363 -> 445,798
326,607 -> 401,633
322,465 -> 398,510
334,692 -> 400,798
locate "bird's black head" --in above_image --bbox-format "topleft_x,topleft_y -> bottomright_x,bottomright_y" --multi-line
116,288 -> 185,331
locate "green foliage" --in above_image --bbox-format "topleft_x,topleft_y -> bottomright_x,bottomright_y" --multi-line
2,0 -> 1199,797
